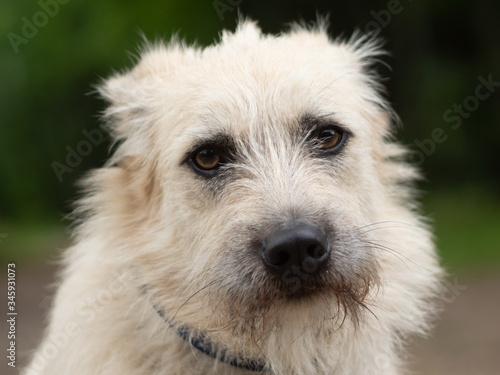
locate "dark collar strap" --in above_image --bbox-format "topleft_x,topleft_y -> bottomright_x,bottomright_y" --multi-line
155,305 -> 267,372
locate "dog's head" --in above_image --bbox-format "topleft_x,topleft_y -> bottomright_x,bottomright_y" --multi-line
92,21 -> 440,370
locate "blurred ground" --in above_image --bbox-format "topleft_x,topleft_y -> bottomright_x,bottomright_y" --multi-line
2,261 -> 499,375
3,262 -> 58,375
410,272 -> 500,375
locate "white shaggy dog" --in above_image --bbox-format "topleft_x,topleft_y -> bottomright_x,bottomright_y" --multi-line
26,21 -> 442,375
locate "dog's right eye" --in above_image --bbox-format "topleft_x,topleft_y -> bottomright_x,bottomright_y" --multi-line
317,129 -> 342,150
310,125 -> 348,155
192,148 -> 224,173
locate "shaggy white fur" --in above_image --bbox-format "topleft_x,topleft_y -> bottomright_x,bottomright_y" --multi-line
25,20 -> 442,375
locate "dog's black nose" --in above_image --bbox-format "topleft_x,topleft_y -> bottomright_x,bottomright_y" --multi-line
261,223 -> 330,275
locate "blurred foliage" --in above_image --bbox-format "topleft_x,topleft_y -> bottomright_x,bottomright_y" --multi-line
0,219 -> 68,264
423,185 -> 500,273
0,0 -> 499,268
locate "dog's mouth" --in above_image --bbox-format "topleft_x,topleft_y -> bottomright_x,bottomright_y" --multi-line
267,262 -> 374,312
214,259 -> 376,338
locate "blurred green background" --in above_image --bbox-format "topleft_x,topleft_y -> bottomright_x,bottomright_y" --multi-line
0,0 -> 499,274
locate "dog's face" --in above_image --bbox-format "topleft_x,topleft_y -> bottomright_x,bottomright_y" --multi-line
97,22 -> 435,364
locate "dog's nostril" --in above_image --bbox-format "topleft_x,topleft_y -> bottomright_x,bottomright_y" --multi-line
268,250 -> 290,267
307,244 -> 326,259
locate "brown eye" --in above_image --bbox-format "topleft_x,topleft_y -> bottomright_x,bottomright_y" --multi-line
193,148 -> 223,170
317,128 -> 342,150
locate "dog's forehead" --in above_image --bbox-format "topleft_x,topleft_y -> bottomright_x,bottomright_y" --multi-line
149,30 -> 385,154
175,59 -> 365,143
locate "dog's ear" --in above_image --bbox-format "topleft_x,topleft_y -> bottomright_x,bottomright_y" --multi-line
96,43 -> 196,210
345,32 -> 395,134
97,42 -> 197,143
117,156 -> 161,215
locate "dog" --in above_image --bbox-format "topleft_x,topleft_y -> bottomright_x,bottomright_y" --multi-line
25,20 -> 442,375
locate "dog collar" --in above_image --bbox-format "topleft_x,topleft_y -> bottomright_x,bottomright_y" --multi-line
155,306 -> 267,372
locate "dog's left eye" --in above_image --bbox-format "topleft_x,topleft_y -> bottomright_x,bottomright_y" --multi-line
192,148 -> 224,172
316,128 -> 344,151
